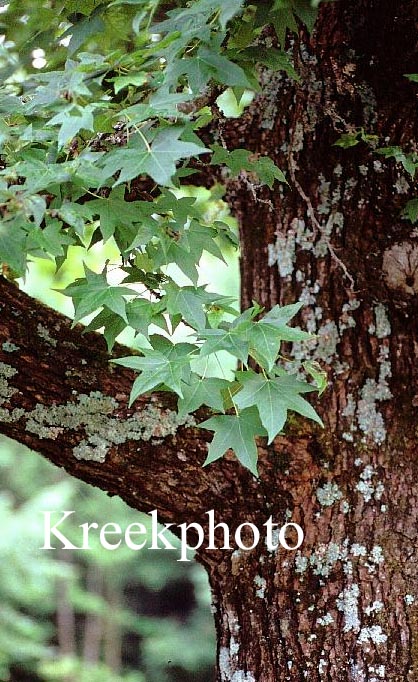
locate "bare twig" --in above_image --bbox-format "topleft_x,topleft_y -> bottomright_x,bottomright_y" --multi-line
288,151 -> 355,289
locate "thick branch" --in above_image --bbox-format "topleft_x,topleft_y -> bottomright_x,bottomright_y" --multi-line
0,276 -> 262,526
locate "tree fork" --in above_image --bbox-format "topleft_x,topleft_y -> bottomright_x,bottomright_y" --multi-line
1,0 -> 418,680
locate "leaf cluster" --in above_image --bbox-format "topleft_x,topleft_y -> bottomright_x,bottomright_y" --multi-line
0,0 -> 326,473
114,302 -> 325,475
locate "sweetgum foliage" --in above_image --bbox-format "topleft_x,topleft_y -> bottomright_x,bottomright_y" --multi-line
0,0 -> 329,473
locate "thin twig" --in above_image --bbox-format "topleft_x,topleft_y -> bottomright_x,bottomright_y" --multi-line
288,152 -> 355,289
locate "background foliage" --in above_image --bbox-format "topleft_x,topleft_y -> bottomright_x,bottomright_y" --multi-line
1,186 -> 238,681
1,432 -> 216,682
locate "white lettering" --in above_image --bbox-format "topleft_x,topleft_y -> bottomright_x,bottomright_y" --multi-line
41,511 -> 79,549
206,510 -> 232,549
125,522 -> 147,550
79,521 -> 99,548
100,522 -> 122,550
278,523 -> 304,550
235,522 -> 260,550
178,522 -> 205,561
149,509 -> 175,550
263,516 -> 280,551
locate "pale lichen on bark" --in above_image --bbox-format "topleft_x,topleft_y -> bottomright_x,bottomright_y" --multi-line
0,361 -> 194,462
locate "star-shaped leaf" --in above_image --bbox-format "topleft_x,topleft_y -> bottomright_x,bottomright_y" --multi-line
234,373 -> 323,444
61,266 -> 134,324
199,327 -> 249,364
200,407 -> 267,475
178,375 -> 229,417
113,340 -> 198,404
248,323 -> 282,371
100,127 -> 209,187
211,145 -> 287,188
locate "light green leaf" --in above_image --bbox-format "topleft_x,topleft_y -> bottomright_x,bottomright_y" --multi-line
178,375 -> 229,417
234,373 -> 323,443
47,105 -> 95,149
303,360 -> 327,396
101,127 -> 209,186
111,72 -> 147,94
248,323 -> 282,371
200,407 -> 266,475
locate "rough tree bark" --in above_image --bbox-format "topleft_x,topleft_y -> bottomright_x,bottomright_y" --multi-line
1,1 -> 418,680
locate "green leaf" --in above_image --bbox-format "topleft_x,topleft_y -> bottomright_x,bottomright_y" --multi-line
177,375 -> 229,417
242,47 -> 299,81
27,219 -> 75,259
85,308 -> 126,351
262,302 -> 303,325
153,0 -> 244,37
200,407 -> 266,475
195,47 -> 253,89
181,220 -> 227,263
47,105 -> 96,149
260,304 -> 312,342
248,322 -> 282,371
402,198 -> 418,223
65,12 -> 105,54
100,127 -> 209,186
333,132 -> 361,148
270,2 -> 298,46
251,157 -> 287,187
234,374 -> 287,443
293,0 -> 319,32
88,186 -> 157,246
61,266 -> 134,323
154,236 -> 200,285
113,340 -> 197,403
199,326 -> 250,364
164,282 -> 213,330
234,372 -> 323,444
376,146 -> 418,178
166,48 -> 253,95
303,360 -> 327,396
111,72 -> 147,94
0,217 -> 27,276
211,146 -> 287,187
126,298 -> 154,335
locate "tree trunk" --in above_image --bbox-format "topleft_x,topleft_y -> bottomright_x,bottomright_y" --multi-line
195,1 -> 418,679
82,564 -> 105,664
56,550 -> 77,682
0,1 -> 417,681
